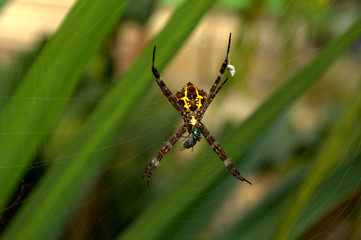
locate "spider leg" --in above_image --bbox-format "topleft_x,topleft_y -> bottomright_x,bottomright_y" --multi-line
152,46 -> 186,120
143,123 -> 187,187
199,122 -> 251,185
199,78 -> 229,120
213,78 -> 229,97
200,33 -> 232,118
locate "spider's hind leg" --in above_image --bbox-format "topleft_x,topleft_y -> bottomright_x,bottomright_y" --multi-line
199,122 -> 251,185
143,124 -> 187,187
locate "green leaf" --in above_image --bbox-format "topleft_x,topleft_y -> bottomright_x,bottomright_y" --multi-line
275,77 -> 361,239
292,155 -> 361,238
1,0 -> 216,239
217,153 -> 361,240
0,0 -> 9,11
0,39 -> 47,110
118,15 -> 361,240
0,0 -> 128,211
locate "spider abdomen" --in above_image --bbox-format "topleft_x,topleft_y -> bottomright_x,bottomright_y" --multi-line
175,82 -> 207,112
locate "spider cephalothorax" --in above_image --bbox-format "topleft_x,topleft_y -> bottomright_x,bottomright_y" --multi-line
143,33 -> 251,186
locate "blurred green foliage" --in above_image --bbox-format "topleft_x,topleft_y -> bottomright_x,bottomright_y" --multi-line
0,0 -> 361,239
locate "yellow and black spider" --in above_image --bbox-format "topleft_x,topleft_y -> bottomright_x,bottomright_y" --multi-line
143,33 -> 251,187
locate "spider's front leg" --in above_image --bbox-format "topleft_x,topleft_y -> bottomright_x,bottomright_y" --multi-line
199,33 -> 232,119
199,122 -> 251,184
143,124 -> 187,187
152,46 -> 186,120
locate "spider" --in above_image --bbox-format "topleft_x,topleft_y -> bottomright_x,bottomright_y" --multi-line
143,33 -> 251,186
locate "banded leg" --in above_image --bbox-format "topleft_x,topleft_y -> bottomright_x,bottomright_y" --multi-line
213,78 -> 229,99
152,46 -> 186,120
200,33 -> 231,118
143,123 -> 187,187
198,78 -> 229,120
199,122 -> 251,185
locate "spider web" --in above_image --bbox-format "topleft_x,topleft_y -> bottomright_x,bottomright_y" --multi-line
0,0 -> 361,239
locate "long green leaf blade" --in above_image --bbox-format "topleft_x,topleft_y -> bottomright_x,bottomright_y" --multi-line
217,153 -> 361,240
0,0 -> 128,210
0,0 -> 128,211
275,80 -> 361,239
